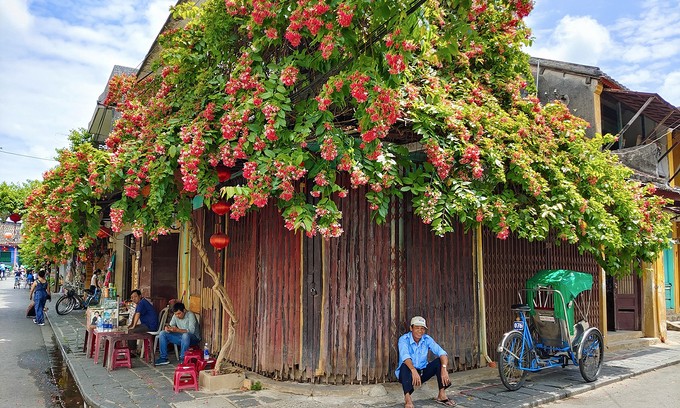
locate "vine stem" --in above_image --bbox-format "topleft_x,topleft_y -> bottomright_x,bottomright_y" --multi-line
188,219 -> 237,373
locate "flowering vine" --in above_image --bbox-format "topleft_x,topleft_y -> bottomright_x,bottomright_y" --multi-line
76,0 -> 669,276
22,140 -> 111,264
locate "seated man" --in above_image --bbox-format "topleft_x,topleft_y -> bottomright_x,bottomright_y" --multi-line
127,289 -> 159,352
396,316 -> 455,407
154,302 -> 200,365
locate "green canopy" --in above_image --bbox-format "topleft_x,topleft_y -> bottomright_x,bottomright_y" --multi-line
526,269 -> 593,331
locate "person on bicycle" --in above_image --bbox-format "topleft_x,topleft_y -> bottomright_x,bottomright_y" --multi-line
29,270 -> 51,326
395,316 -> 455,407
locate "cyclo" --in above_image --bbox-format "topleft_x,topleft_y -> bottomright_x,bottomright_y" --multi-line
497,269 -> 604,391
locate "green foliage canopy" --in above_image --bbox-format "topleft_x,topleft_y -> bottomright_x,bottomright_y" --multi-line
24,0 -> 671,276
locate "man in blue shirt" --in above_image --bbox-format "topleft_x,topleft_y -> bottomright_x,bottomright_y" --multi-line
395,316 -> 454,407
127,289 -> 159,353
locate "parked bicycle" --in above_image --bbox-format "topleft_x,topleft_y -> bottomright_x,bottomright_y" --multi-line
55,286 -> 101,315
497,269 -> 604,391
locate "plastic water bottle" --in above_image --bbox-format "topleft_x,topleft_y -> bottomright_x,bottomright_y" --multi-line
203,343 -> 209,360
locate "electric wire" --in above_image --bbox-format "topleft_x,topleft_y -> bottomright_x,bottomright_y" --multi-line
0,148 -> 58,162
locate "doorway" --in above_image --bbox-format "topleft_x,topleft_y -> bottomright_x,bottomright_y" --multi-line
606,273 -> 641,331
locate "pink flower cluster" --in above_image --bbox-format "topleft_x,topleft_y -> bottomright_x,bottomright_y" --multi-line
336,3 -> 354,27
425,140 -> 453,179
417,187 -> 442,225
460,145 -> 483,179
280,66 -> 299,86
350,168 -> 369,188
320,135 -> 338,160
273,160 -> 307,201
385,53 -> 406,74
315,78 -> 344,111
229,195 -> 250,221
178,126 -> 206,192
110,208 -> 124,232
349,71 -> 370,103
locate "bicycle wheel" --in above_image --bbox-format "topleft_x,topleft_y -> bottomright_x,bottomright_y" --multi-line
498,331 -> 529,391
578,328 -> 604,382
55,295 -> 76,315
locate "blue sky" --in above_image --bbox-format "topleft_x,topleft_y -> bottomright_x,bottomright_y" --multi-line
1,0 -> 679,185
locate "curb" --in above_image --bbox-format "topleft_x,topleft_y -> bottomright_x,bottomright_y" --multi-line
45,314 -> 102,408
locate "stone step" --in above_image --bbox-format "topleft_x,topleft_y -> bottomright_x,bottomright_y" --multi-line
606,330 -> 644,342
668,321 -> 680,332
606,336 -> 660,353
666,312 -> 680,322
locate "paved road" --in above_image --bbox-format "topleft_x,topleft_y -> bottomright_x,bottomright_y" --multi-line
540,363 -> 680,407
0,277 -> 61,407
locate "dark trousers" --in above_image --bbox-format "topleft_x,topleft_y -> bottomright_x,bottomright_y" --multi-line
128,323 -> 150,350
399,359 -> 451,395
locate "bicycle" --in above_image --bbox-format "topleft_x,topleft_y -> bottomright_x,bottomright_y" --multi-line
55,286 -> 101,315
497,269 -> 604,391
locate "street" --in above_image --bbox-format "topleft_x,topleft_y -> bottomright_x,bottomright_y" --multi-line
0,277 -> 64,407
541,364 -> 680,407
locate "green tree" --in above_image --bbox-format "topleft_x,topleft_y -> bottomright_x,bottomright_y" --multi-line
21,133 -> 111,264
20,0 -> 672,368
0,180 -> 39,220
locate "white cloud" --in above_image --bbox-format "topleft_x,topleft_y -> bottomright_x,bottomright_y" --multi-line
529,15 -> 613,67
0,0 -> 176,184
662,71 -> 680,108
527,1 -> 680,106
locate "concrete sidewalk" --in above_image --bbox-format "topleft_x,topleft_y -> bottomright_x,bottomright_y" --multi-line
47,310 -> 680,408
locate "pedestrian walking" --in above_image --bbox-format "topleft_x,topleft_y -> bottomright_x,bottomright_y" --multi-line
29,270 -> 51,325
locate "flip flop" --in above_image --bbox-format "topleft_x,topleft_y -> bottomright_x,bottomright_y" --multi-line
435,398 -> 456,406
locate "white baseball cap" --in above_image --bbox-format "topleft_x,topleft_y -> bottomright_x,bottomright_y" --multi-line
410,316 -> 427,328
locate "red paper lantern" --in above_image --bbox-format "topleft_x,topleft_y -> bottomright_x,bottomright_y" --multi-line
212,200 -> 230,216
4,232 -> 12,240
9,213 -> 21,223
216,165 -> 231,182
141,184 -> 151,197
209,232 -> 230,250
97,226 -> 112,239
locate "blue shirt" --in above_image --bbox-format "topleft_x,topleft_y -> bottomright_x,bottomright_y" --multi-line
395,332 -> 447,378
134,298 -> 159,331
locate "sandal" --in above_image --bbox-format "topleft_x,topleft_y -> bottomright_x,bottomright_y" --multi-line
435,398 -> 456,406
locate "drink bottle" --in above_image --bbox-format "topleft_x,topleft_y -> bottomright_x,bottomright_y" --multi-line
203,343 -> 209,360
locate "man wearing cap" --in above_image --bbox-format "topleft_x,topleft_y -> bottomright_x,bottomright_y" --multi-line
395,316 -> 455,407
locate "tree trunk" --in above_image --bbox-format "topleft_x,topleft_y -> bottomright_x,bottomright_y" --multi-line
187,219 -> 237,373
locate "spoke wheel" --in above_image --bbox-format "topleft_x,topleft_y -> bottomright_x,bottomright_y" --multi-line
578,329 -> 604,382
498,331 -> 529,391
55,295 -> 75,315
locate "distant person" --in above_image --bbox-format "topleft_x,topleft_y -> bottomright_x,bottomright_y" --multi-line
395,316 -> 455,407
29,270 -> 51,326
155,302 -> 200,365
26,270 -> 35,287
89,269 -> 102,294
14,268 -> 22,289
0,263 -> 5,280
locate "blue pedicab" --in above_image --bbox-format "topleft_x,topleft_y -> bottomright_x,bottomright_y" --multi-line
497,269 -> 604,391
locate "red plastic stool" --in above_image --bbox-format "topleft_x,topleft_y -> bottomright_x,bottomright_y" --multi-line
173,364 -> 199,393
195,358 -> 216,373
111,341 -> 132,370
183,349 -> 202,367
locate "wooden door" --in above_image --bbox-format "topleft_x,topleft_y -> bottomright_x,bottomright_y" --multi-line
614,274 -> 640,331
150,233 -> 179,309
664,247 -> 675,310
